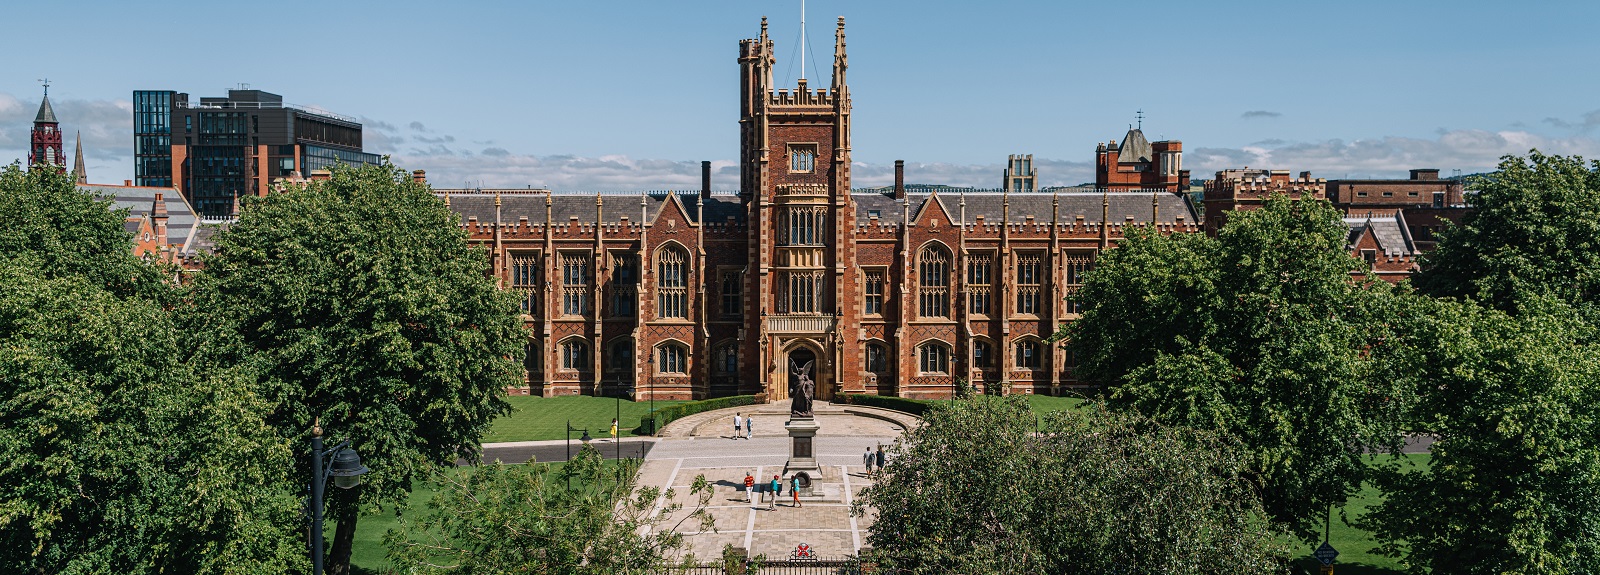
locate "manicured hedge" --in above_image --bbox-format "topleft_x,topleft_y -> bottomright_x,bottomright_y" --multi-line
638,395 -> 760,435
838,393 -> 935,416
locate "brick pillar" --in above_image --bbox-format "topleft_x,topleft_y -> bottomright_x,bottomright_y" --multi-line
894,160 -> 905,199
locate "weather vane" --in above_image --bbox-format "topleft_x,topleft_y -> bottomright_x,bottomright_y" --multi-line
1136,109 -> 1144,130
39,78 -> 51,96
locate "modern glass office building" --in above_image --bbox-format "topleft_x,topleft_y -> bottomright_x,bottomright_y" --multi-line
132,88 -> 380,217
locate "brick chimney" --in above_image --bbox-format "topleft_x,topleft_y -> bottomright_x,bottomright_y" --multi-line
894,160 -> 905,199
701,160 -> 712,199
152,192 -> 169,247
412,169 -> 427,185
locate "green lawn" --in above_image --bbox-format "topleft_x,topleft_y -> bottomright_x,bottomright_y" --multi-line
345,461 -> 619,573
1285,453 -> 1431,574
1024,394 -> 1086,414
483,395 -> 685,443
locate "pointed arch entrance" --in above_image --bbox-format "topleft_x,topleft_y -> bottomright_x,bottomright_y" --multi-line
775,339 -> 831,403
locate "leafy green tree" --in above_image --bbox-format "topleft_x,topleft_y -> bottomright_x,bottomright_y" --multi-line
1417,151 -> 1600,313
185,163 -> 527,574
1364,296 -> 1600,573
1060,196 -> 1410,540
855,398 -> 1288,574
0,163 -> 169,301
0,262 -> 302,575
387,447 -> 713,574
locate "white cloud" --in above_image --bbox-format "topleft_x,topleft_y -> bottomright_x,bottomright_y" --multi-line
1190,129 -> 1600,178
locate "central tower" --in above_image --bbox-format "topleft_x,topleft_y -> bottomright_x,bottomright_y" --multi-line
739,16 -> 859,403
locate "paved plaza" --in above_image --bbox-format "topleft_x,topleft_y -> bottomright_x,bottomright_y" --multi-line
638,401 -> 911,561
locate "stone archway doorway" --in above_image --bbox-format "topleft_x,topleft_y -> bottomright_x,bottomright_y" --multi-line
781,344 -> 833,404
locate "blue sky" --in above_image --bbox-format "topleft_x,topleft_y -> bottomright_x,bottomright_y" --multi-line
3,0 -> 1598,189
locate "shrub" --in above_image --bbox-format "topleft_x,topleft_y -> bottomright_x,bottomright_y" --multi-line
838,394 -> 934,416
638,395 -> 760,435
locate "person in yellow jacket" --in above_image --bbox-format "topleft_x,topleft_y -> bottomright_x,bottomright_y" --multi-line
610,418 -> 618,442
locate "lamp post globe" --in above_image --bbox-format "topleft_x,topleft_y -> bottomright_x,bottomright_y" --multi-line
330,448 -> 370,490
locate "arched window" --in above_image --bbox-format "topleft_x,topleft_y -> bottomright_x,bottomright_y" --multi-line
714,343 -> 738,374
1015,339 -> 1041,369
973,339 -> 994,369
657,246 -> 688,318
919,246 -> 950,318
866,343 -> 888,373
657,343 -> 688,374
607,338 -> 634,372
524,340 -> 541,374
561,340 -> 588,371
918,342 -> 950,374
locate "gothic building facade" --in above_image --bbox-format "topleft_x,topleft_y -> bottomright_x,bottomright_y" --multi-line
442,18 -> 1200,401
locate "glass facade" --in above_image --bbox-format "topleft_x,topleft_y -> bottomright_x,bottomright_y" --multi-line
133,91 -> 173,187
301,144 -> 381,174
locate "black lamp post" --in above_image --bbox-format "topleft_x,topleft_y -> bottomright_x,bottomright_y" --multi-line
310,420 -> 370,575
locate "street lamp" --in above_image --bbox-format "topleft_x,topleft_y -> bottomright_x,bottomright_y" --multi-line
309,420 -> 370,575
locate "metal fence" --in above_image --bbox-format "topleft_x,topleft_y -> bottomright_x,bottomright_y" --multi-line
671,557 -> 871,575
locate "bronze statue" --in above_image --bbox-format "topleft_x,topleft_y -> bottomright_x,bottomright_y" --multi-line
789,359 -> 815,417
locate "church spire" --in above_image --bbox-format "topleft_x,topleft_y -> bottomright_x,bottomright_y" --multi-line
73,131 -> 87,184
29,80 -> 64,172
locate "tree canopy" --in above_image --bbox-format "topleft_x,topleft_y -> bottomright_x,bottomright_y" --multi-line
0,170 -> 300,574
1417,151 -> 1600,313
387,448 -> 713,574
1060,195 -> 1408,540
856,398 -> 1288,574
183,163 -> 527,573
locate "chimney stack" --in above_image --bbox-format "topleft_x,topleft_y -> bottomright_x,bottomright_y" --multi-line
153,193 -> 169,248
894,160 -> 905,199
412,169 -> 427,185
701,161 -> 712,199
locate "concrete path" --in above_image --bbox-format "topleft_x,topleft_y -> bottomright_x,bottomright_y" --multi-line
638,401 -> 913,561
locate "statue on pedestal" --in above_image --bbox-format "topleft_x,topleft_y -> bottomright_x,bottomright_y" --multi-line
789,359 -> 815,417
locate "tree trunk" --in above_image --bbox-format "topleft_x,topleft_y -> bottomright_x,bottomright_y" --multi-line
328,488 -> 360,575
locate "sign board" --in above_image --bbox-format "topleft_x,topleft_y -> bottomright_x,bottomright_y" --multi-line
1314,542 -> 1339,565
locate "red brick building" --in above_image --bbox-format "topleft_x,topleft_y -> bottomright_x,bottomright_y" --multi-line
1094,126 -> 1190,193
440,18 -> 1201,401
1202,169 -> 1327,235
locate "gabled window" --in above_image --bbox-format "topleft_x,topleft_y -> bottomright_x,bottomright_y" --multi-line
657,247 -> 688,318
919,246 -> 951,318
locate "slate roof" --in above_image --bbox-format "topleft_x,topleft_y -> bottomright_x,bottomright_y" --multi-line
438,191 -> 746,225
1344,216 -> 1415,256
438,189 -> 1197,228
854,191 -> 1197,225
83,184 -> 200,252
1117,128 -> 1153,163
35,94 -> 57,123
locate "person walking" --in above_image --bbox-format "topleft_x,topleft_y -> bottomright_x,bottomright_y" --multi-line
744,472 -> 755,503
745,415 -> 754,439
733,413 -> 743,440
863,447 -> 873,472
768,475 -> 781,510
791,475 -> 803,508
875,445 -> 886,473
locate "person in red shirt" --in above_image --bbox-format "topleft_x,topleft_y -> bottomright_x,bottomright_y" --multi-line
743,472 -> 755,503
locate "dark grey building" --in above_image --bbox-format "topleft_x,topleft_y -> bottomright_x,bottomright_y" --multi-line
133,88 -> 380,217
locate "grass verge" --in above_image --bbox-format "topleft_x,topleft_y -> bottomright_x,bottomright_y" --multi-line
483,395 -> 685,443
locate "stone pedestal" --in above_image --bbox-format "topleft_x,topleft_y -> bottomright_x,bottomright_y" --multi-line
784,417 -> 821,478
